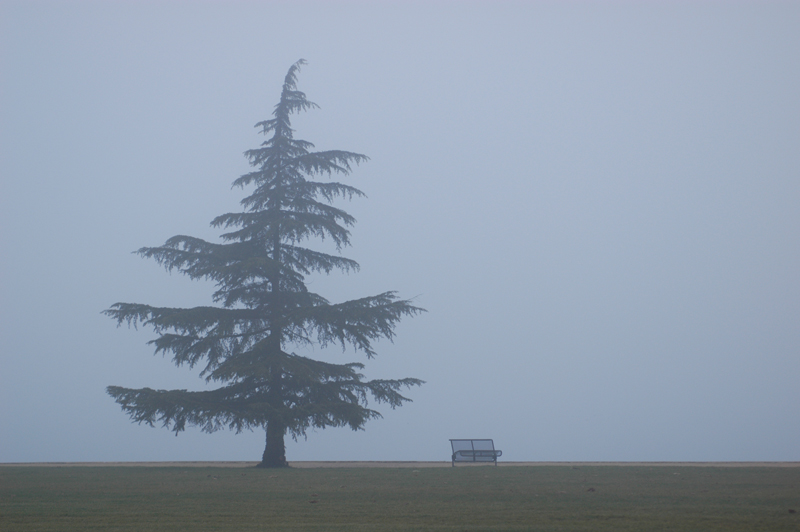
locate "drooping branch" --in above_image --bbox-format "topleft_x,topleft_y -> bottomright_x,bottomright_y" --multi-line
104,303 -> 263,335
106,384 -> 274,434
295,292 -> 426,357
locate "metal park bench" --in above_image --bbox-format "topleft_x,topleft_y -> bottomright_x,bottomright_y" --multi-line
450,439 -> 502,466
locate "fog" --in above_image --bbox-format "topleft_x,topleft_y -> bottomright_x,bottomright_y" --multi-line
1,1 -> 798,463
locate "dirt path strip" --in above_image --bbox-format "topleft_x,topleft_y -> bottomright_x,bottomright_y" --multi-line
2,461 -> 798,468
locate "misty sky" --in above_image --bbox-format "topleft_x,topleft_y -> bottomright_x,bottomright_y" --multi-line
1,1 -> 798,463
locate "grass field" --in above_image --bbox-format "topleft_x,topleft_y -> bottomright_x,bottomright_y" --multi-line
1,464 -> 798,531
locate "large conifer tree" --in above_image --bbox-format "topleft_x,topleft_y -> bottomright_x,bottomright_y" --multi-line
105,60 -> 423,468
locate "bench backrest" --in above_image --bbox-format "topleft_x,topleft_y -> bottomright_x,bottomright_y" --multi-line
450,439 -> 497,462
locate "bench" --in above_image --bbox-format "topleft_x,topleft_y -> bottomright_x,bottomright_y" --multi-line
450,439 -> 502,466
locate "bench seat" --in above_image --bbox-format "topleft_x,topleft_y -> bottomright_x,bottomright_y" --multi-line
450,439 -> 502,466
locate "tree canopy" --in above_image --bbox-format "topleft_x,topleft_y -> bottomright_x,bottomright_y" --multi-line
105,60 -> 424,467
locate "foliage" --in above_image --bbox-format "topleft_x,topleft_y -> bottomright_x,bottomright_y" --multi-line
104,60 -> 424,467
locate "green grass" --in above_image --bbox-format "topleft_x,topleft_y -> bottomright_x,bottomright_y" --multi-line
1,465 -> 798,531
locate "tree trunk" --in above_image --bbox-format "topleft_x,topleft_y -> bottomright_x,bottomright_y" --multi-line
258,421 -> 288,468
256,221 -> 289,469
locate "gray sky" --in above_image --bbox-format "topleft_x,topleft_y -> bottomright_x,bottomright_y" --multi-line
1,1 -> 798,463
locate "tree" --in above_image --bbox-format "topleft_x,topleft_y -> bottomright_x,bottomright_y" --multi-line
105,60 -> 424,468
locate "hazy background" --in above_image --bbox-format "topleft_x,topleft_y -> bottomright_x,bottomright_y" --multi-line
2,1 -> 798,463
